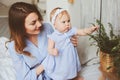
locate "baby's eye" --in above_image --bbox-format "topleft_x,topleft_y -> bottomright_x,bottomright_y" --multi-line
62,21 -> 65,23
68,20 -> 70,22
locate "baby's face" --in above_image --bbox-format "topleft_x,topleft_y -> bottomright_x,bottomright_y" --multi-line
54,14 -> 71,33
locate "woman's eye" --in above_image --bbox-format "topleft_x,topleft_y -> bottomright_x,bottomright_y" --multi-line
31,22 -> 36,25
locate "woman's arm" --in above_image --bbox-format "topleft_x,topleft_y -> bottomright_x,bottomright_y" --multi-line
70,35 -> 78,47
8,43 -> 44,80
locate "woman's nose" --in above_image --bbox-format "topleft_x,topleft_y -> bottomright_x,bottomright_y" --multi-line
36,21 -> 42,28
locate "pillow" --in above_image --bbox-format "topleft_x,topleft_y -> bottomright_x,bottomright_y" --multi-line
0,37 -> 16,80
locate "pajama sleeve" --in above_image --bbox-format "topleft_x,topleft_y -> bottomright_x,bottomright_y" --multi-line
8,43 -> 43,80
43,23 -> 54,34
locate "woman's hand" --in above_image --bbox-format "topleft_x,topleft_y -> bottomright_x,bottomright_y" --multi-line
36,65 -> 44,76
70,35 -> 78,47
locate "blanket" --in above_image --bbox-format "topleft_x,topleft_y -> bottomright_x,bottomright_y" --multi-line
0,37 -> 16,80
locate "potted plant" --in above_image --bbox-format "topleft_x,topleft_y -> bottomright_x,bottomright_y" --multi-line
89,19 -> 120,79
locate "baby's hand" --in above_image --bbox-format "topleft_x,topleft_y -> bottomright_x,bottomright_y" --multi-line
90,26 -> 99,32
51,48 -> 58,56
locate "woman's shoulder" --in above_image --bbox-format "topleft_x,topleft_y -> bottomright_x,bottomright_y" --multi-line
7,41 -> 16,55
43,22 -> 52,29
43,22 -> 51,27
7,41 -> 23,60
43,22 -> 54,34
7,41 -> 14,48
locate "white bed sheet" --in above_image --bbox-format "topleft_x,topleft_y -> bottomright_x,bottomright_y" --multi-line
0,37 -> 16,80
80,64 -> 101,80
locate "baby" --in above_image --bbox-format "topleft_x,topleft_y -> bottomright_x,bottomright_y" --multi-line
42,7 -> 98,80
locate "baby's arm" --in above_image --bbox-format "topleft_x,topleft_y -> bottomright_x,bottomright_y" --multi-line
47,38 -> 58,56
76,26 -> 98,36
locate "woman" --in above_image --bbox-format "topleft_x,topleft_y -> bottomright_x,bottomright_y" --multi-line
7,2 -> 78,80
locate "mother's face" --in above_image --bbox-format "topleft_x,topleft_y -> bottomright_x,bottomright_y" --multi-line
25,12 -> 42,36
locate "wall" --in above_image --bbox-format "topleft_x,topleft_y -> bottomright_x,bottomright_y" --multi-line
46,0 -> 69,22
68,0 -> 80,27
102,0 -> 120,33
77,0 -> 100,64
78,0 -> 120,64
0,0 -> 33,6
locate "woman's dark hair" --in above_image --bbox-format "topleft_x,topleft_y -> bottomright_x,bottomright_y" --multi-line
8,2 -> 43,56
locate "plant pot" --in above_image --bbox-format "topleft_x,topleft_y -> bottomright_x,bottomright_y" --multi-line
99,51 -> 114,72
99,51 -> 119,80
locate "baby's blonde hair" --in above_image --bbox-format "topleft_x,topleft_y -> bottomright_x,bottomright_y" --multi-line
50,7 -> 70,22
